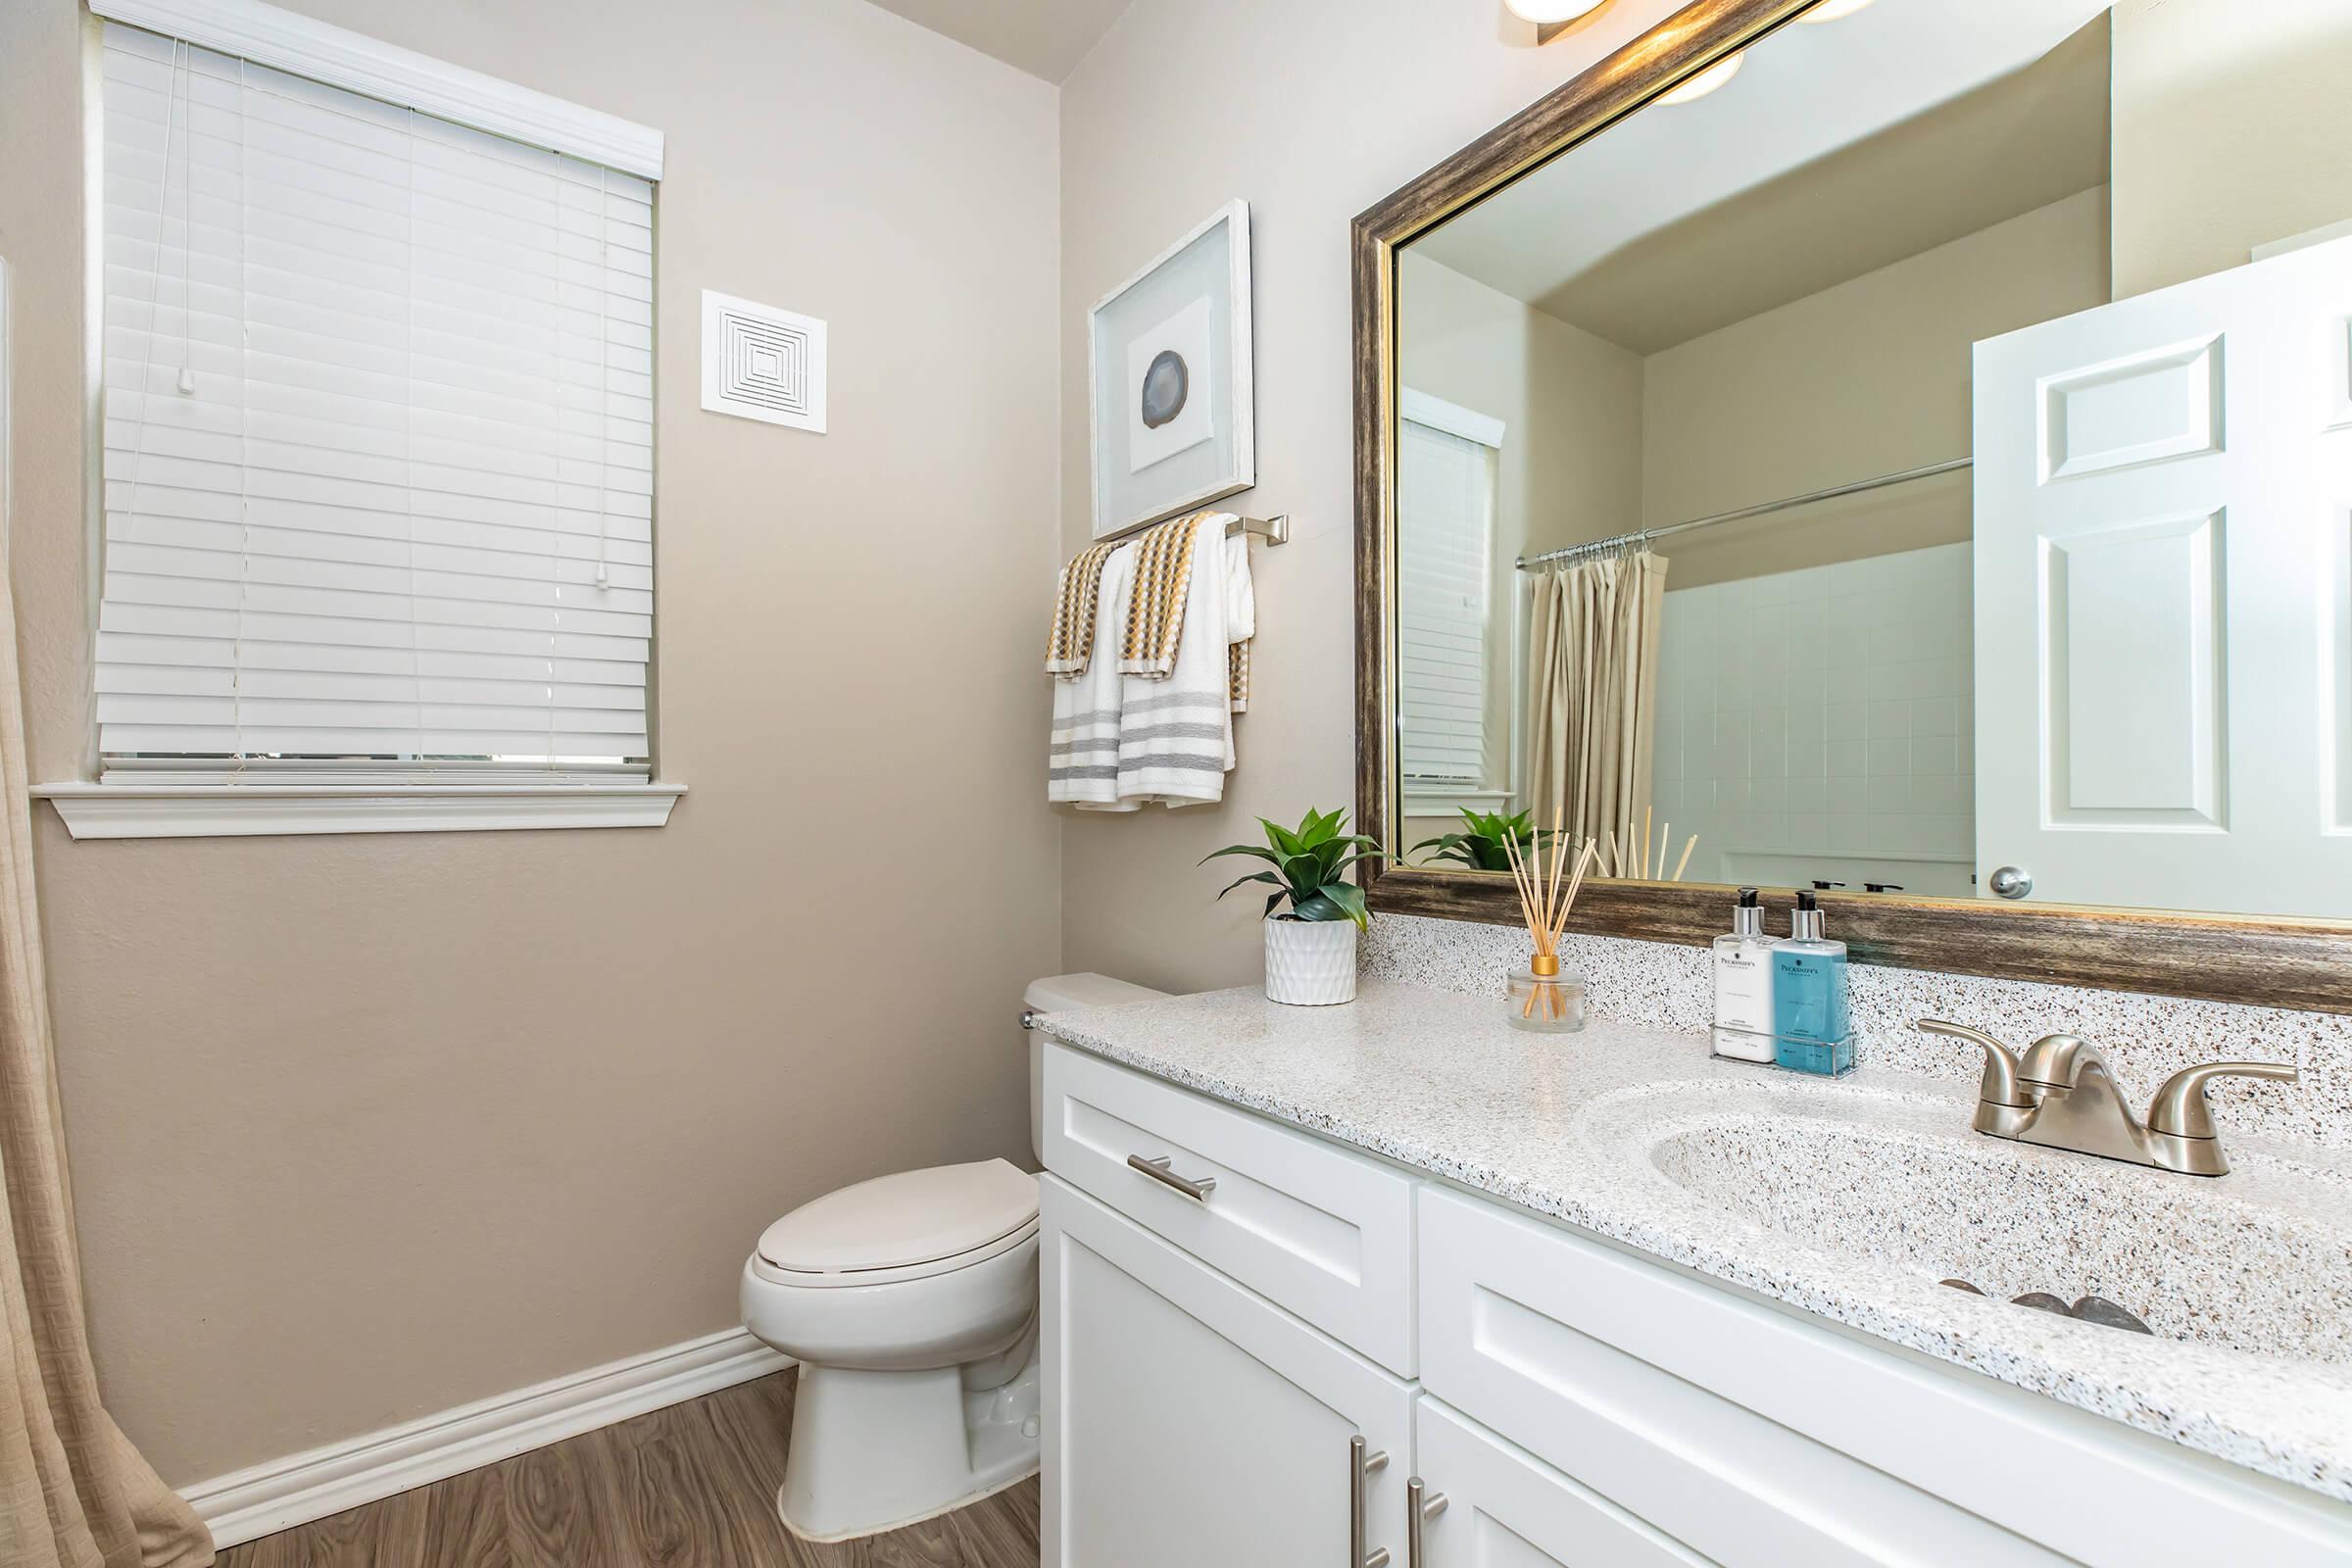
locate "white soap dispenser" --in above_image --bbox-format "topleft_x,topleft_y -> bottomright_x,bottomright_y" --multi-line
1711,887 -> 1779,1062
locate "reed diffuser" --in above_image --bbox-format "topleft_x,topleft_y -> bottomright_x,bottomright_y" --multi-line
1500,807 -> 1598,1034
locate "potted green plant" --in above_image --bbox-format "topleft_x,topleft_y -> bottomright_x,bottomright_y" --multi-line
1409,807 -> 1558,872
1203,808 -> 1383,1005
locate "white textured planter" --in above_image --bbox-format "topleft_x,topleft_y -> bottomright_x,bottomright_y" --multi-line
1263,918 -> 1358,1005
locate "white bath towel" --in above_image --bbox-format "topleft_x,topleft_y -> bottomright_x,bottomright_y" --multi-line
1048,543 -> 1137,808
1225,529 -> 1255,713
1115,530 -> 1247,807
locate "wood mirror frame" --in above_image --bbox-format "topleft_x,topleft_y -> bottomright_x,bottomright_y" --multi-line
1351,0 -> 2352,1013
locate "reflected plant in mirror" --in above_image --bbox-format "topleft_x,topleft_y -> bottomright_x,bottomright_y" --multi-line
1410,807 -> 1560,873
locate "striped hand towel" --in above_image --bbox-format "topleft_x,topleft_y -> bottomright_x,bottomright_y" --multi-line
1049,544 -> 1138,807
1045,537 -> 1121,679
1117,511 -> 1218,677
1115,531 -> 1244,807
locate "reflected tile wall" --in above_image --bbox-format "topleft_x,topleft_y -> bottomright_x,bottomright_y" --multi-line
1653,542 -> 1975,893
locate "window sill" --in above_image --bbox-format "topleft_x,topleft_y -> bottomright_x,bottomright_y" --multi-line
30,781 -> 687,840
1403,787 -> 1511,816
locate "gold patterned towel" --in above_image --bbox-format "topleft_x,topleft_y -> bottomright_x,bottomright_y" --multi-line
1045,538 -> 1120,679
1117,511 -> 1215,677
1229,641 -> 1250,713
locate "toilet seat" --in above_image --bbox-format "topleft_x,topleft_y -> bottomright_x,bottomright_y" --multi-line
754,1158 -> 1039,1288
750,1216 -> 1039,1288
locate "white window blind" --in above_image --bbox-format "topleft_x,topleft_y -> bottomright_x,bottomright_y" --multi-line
97,21 -> 656,771
1396,416 -> 1495,788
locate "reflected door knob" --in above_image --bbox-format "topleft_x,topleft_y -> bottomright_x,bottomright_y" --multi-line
1989,865 -> 2034,900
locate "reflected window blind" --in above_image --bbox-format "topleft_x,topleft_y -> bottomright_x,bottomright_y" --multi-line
97,21 -> 656,770
1396,418 -> 1494,788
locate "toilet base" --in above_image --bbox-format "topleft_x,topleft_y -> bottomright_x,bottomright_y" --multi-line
777,1351 -> 1042,1543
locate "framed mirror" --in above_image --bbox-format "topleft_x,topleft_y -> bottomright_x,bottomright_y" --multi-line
1353,0 -> 2352,1009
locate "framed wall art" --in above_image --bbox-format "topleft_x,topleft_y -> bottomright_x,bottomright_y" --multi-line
1089,199 -> 1255,537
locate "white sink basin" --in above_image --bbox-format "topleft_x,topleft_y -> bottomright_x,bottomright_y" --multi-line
1606,1081 -> 2352,1366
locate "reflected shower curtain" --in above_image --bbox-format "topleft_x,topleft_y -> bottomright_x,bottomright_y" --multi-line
1527,550 -> 1669,869
0,547 -> 211,1560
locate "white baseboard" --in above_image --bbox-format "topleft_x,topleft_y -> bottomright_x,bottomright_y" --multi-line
182,1327 -> 792,1549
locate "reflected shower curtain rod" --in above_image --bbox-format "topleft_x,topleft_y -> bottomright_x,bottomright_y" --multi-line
1513,457 -> 1973,571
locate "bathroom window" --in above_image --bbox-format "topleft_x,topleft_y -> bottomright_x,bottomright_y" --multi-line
1396,399 -> 1502,802
48,4 -> 676,837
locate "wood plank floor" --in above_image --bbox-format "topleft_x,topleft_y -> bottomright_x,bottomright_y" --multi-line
217,1370 -> 1040,1567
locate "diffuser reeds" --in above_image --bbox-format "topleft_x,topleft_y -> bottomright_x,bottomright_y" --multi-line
1502,800 -> 1597,1025
1596,819 -> 1698,882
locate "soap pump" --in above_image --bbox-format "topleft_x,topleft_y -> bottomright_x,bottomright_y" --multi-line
1772,890 -> 1854,1076
1709,888 -> 1778,1063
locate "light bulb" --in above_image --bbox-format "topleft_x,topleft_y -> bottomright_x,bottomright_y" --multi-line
1657,50 -> 1742,104
1502,0 -> 1609,24
1800,0 -> 1880,21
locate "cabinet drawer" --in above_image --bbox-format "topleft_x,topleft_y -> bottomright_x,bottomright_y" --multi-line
1413,1396 -> 1708,1568
1418,1187 -> 2352,1568
1041,1041 -> 1416,1374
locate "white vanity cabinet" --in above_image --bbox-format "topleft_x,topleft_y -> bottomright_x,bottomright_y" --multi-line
1037,1042 -> 2352,1568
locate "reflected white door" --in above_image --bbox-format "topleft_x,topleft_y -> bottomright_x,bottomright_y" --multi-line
1972,234 -> 2352,915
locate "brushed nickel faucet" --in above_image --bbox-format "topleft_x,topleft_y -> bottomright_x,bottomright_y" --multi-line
1915,1020 -> 2297,1177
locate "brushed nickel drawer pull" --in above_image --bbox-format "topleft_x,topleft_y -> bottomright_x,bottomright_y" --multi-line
1406,1477 -> 1447,1567
1350,1436 -> 1391,1568
1127,1152 -> 1217,1200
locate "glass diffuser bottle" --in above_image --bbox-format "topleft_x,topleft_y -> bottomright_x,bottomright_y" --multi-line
1508,953 -> 1588,1032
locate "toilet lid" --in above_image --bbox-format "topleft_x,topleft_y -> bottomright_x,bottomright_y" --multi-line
757,1158 -> 1040,1274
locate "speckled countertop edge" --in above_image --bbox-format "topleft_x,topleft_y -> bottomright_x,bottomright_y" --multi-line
1040,980 -> 2352,1503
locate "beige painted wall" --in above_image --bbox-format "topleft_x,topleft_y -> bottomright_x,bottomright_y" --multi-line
2112,0 -> 2352,298
1399,251 -> 1644,567
1057,0 -> 1694,992
0,0 -> 1061,1483
1642,185 -> 2110,587
1396,251 -> 1642,840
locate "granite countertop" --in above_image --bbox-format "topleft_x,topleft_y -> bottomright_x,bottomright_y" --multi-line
1040,979 -> 2352,1502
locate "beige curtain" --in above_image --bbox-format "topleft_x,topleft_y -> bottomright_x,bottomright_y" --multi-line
0,571 -> 211,1561
1527,549 -> 1669,868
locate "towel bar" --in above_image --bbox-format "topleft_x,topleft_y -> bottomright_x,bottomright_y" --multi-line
1098,513 -> 1288,549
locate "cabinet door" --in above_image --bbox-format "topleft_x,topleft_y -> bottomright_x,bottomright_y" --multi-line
1042,1175 -> 1414,1568
1412,1397 -> 1710,1568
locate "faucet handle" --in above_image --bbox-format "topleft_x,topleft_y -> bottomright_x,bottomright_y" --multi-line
1916,1019 -> 2029,1108
2145,1060 -> 2299,1141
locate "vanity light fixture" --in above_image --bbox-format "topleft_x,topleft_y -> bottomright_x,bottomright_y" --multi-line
1800,0 -> 1880,19
1657,49 -> 1742,104
1504,0 -> 1609,45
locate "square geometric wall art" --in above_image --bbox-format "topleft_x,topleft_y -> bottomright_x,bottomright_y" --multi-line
702,289 -> 828,433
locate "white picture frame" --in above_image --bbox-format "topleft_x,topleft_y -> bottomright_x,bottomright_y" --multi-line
1088,200 -> 1255,538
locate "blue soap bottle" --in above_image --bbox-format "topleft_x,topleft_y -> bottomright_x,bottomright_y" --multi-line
1772,890 -> 1853,1076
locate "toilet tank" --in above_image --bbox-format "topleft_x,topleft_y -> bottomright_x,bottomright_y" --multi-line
1023,972 -> 1166,1166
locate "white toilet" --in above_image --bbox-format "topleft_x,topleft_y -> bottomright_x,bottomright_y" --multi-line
739,971 -> 1164,1543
